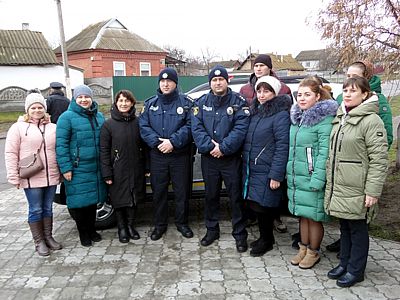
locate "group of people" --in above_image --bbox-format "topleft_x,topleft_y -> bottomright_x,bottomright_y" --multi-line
5,55 -> 391,289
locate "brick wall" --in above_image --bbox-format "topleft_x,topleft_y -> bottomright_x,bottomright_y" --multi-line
56,50 -> 166,79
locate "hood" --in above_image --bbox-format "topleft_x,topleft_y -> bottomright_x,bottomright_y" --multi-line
335,94 -> 379,125
110,103 -> 136,121
369,75 -> 382,93
290,99 -> 338,127
251,95 -> 291,117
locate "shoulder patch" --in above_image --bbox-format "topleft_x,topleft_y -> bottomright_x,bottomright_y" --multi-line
242,106 -> 250,115
377,132 -> 384,137
192,106 -> 199,116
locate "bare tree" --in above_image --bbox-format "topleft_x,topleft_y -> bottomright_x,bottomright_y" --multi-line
314,0 -> 400,76
200,47 -> 218,73
163,45 -> 186,61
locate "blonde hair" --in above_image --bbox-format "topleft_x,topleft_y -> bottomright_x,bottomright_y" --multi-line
23,112 -> 51,122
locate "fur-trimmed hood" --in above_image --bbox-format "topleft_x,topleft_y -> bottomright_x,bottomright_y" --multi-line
290,99 -> 338,127
251,94 -> 292,117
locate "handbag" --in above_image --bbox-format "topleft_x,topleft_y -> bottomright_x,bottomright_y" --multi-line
18,125 -> 46,179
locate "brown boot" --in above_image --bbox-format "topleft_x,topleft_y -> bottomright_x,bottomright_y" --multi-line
43,217 -> 62,250
290,242 -> 307,265
28,221 -> 50,256
299,247 -> 320,269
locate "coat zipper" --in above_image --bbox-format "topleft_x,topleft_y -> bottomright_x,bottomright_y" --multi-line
327,124 -> 343,214
291,124 -> 302,213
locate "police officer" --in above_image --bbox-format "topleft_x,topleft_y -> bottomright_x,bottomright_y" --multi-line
139,68 -> 193,241
191,65 -> 250,252
46,82 -> 70,124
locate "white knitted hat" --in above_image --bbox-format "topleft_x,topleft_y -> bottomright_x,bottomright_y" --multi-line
255,75 -> 282,95
25,92 -> 47,112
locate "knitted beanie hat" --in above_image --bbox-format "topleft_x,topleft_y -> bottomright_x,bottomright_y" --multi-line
25,92 -> 47,112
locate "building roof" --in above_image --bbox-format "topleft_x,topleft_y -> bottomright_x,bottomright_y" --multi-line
56,18 -> 166,54
0,29 -> 58,65
238,53 -> 304,71
295,49 -> 326,61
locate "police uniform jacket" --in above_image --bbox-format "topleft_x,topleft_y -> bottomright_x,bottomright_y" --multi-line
139,88 -> 192,153
191,88 -> 250,156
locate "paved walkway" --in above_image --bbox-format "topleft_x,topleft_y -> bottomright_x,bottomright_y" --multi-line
0,188 -> 400,299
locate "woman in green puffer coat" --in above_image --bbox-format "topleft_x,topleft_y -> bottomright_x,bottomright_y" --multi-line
324,77 -> 388,288
287,77 -> 338,270
56,85 -> 107,247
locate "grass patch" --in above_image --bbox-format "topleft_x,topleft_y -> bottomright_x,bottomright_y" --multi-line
0,111 -> 23,123
369,223 -> 400,242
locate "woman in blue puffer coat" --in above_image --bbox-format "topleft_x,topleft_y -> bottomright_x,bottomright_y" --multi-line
287,77 -> 338,269
56,85 -> 107,247
242,75 -> 291,257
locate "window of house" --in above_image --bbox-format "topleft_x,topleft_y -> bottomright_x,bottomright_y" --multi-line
305,61 -> 311,67
140,62 -> 151,76
113,61 -> 126,76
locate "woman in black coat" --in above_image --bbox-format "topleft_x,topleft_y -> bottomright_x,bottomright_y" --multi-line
100,90 -> 146,243
242,76 -> 291,257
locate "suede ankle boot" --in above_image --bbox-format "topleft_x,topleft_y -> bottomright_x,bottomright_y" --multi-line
299,247 -> 320,269
43,217 -> 62,250
29,221 -> 50,256
290,243 -> 307,265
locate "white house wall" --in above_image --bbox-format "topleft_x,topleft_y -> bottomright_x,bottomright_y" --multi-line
0,65 -> 84,90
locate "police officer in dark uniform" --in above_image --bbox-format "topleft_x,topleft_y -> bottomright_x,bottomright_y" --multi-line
139,67 -> 194,241
191,65 -> 250,252
46,82 -> 70,124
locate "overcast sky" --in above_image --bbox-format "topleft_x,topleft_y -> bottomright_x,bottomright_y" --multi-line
0,0 -> 328,60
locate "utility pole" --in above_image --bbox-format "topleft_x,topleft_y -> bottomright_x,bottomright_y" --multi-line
55,0 -> 72,99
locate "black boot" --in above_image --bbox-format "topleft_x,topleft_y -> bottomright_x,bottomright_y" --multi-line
116,209 -> 129,243
126,206 -> 140,240
250,211 -> 274,257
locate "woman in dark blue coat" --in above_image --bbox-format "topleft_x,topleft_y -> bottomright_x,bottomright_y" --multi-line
242,76 -> 291,256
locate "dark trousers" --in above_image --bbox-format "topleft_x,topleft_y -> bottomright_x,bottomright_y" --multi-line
68,204 -> 97,236
339,218 -> 369,276
150,150 -> 191,229
201,154 -> 247,241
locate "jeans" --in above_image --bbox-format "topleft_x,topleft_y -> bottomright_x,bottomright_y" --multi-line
24,185 -> 57,223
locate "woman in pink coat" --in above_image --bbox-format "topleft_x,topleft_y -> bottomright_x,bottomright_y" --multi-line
5,91 -> 61,256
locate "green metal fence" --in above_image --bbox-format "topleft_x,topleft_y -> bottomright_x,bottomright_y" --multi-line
113,76 -> 209,102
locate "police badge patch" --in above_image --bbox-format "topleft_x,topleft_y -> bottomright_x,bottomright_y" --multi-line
227,107 -> 234,115
192,106 -> 199,116
243,106 -> 250,115
177,107 -> 184,114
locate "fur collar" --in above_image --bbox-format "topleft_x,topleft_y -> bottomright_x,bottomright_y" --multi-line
290,99 -> 338,127
250,95 -> 292,117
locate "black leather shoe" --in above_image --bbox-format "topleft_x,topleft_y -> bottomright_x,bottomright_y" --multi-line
336,272 -> 364,288
326,239 -> 341,252
200,231 -> 220,246
327,265 -> 347,279
250,240 -> 273,257
177,225 -> 194,238
150,228 -> 166,241
128,226 -> 140,240
118,227 -> 129,243
90,231 -> 102,242
236,239 -> 248,253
